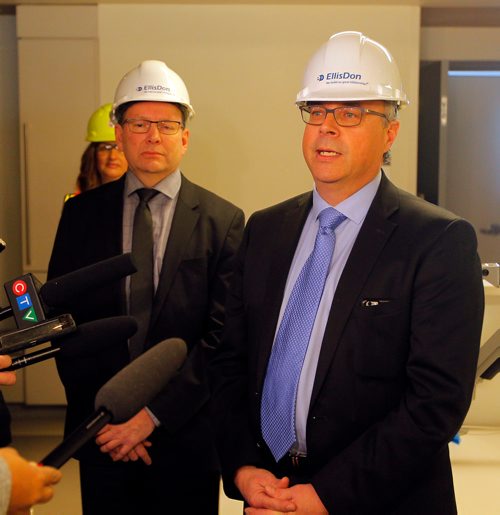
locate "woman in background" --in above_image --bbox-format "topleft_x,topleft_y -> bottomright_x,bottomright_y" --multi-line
75,103 -> 128,194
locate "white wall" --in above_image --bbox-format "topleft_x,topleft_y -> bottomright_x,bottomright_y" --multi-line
98,4 -> 420,217
0,15 -> 24,403
0,15 -> 21,307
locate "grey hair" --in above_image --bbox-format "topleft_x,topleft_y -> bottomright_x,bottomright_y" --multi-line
382,101 -> 399,166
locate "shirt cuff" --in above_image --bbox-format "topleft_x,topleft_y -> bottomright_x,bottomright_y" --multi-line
145,406 -> 161,427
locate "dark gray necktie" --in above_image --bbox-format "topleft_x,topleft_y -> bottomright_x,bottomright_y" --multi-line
129,188 -> 159,359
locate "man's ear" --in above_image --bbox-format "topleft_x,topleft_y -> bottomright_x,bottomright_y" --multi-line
384,119 -> 400,153
115,123 -> 124,151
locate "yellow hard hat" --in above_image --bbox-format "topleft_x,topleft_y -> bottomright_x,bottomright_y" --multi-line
86,103 -> 116,142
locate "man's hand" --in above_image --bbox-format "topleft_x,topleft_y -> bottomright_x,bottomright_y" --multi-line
245,483 -> 328,514
286,483 -> 328,514
0,447 -> 61,514
110,441 -> 153,465
95,409 -> 155,464
0,355 -> 16,386
234,466 -> 296,513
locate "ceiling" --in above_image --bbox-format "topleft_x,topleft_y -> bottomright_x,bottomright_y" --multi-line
2,0 -> 500,27
0,0 -> 500,7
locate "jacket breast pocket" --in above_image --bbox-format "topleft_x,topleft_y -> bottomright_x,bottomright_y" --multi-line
351,299 -> 410,378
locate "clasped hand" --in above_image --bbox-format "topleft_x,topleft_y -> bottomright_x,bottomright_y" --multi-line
95,408 -> 155,465
235,466 -> 328,514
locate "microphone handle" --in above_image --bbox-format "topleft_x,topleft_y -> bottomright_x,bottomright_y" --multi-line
4,347 -> 61,371
40,409 -> 112,468
0,306 -> 13,322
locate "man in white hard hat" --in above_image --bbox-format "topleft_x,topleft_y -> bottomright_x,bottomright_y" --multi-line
211,31 -> 484,514
48,60 -> 244,514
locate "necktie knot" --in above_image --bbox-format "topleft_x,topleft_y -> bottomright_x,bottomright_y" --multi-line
136,188 -> 158,205
319,207 -> 346,235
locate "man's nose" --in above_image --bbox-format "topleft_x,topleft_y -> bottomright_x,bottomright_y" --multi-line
147,122 -> 162,141
319,112 -> 340,135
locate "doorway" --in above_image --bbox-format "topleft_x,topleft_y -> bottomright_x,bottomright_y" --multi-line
418,61 -> 500,263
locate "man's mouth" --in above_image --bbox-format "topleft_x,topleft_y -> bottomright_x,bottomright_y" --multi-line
317,150 -> 341,157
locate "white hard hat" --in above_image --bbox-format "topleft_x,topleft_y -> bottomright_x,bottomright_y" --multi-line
112,60 -> 195,122
296,31 -> 409,107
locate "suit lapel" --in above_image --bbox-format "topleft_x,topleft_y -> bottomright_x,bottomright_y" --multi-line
255,193 -> 312,389
84,175 -> 124,260
149,176 -> 199,328
310,174 -> 400,405
102,177 -> 125,257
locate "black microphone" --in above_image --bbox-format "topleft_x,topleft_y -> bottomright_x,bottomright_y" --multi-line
40,338 -> 187,468
0,253 -> 136,327
0,314 -> 77,355
3,316 -> 137,371
40,253 -> 136,308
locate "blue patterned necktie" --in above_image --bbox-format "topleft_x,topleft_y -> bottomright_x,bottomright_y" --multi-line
261,207 -> 346,462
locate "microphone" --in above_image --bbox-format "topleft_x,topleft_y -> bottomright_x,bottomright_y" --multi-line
40,253 -> 136,308
2,316 -> 137,371
0,238 -> 5,253
0,314 -> 76,355
1,253 -> 136,328
40,337 -> 187,468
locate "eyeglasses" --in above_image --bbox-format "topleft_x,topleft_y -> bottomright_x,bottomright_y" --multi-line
299,105 -> 388,127
123,118 -> 184,135
96,143 -> 120,153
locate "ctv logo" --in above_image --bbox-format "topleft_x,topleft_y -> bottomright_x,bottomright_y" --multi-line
10,277 -> 39,324
4,273 -> 46,328
12,280 -> 28,295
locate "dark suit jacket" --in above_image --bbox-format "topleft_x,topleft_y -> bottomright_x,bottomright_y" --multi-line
211,173 -> 484,514
48,173 -> 244,469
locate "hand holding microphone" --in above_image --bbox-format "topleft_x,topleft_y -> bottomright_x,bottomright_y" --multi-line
0,353 -> 61,513
0,448 -> 61,514
0,355 -> 16,386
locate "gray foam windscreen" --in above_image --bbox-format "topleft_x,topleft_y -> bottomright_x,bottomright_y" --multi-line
94,338 -> 187,422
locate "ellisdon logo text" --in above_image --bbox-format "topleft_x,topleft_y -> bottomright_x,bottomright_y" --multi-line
317,72 -> 362,81
136,85 -> 172,93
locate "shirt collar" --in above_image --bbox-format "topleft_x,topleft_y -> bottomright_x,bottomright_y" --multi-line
312,171 -> 381,225
125,169 -> 182,200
